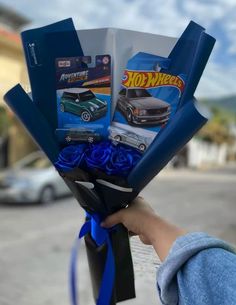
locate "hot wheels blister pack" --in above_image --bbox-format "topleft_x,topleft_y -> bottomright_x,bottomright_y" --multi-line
55,54 -> 111,144
111,52 -> 186,152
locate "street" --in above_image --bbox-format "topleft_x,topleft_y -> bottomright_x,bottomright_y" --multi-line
0,166 -> 235,305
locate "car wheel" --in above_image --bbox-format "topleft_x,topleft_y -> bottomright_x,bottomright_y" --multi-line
60,103 -> 65,112
138,143 -> 146,152
65,136 -> 71,142
81,111 -> 91,122
39,186 -> 55,204
88,136 -> 94,143
127,109 -> 133,123
114,135 -> 121,142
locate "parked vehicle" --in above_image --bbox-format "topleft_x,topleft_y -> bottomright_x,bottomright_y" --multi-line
60,89 -> 107,121
0,151 -> 71,204
65,129 -> 101,143
117,88 -> 171,125
109,126 -> 153,152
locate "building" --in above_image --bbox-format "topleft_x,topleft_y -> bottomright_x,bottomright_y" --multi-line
0,4 -> 30,104
0,4 -> 37,166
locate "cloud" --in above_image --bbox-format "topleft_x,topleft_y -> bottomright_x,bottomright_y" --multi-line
196,60 -> 236,98
1,0 -> 236,98
220,10 -> 236,56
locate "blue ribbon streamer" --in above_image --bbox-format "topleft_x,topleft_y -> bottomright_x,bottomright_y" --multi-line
70,214 -> 115,305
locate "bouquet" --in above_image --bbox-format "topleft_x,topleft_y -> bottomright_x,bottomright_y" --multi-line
4,18 -> 215,305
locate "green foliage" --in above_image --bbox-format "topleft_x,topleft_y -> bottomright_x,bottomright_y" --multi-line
197,102 -> 235,145
201,95 -> 236,115
211,106 -> 236,124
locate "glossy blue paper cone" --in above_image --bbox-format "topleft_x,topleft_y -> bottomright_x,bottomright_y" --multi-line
167,21 -> 205,77
4,84 -> 60,163
180,32 -> 216,103
21,18 -> 84,133
167,21 -> 216,107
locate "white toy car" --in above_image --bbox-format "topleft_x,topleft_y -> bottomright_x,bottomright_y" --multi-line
109,126 -> 153,152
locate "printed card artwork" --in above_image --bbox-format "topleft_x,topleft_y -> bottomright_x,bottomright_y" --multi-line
55,55 -> 111,144
111,52 -> 186,152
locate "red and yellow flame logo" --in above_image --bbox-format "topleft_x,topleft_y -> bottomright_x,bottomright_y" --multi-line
122,70 -> 185,92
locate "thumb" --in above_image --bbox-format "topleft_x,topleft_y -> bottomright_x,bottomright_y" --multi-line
101,211 -> 123,228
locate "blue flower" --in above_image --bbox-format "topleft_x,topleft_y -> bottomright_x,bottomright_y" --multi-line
55,144 -> 86,172
84,141 -> 113,171
55,141 -> 142,177
106,145 -> 141,176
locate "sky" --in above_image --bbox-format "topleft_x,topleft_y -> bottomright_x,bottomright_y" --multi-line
1,0 -> 236,99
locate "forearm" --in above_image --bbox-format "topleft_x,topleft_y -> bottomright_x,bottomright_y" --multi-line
146,215 -> 186,261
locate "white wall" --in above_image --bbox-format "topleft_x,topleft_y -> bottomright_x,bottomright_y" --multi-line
188,138 -> 228,167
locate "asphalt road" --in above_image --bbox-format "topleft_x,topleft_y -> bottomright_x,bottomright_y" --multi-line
0,166 -> 235,305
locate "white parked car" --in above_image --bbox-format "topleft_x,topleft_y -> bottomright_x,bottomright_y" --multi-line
0,151 -> 71,204
109,126 -> 153,152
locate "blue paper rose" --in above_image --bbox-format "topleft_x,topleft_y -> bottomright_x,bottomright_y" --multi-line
55,144 -> 86,171
106,145 -> 141,176
55,141 -> 142,177
84,141 -> 113,171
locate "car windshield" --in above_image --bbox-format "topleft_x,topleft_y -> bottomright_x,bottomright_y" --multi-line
129,133 -> 138,138
22,157 -> 51,169
12,152 -> 51,170
127,89 -> 151,98
63,92 -> 77,99
79,91 -> 95,101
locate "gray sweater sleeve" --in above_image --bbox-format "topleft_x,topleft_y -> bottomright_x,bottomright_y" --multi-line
156,232 -> 236,305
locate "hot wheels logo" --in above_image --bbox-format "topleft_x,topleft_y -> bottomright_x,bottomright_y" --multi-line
122,70 -> 185,92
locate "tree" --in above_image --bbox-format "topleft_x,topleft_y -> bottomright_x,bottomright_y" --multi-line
197,106 -> 234,145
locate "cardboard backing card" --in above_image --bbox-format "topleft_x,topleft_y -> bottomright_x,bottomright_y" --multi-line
55,55 -> 111,144
76,28 -> 177,114
111,52 -> 186,152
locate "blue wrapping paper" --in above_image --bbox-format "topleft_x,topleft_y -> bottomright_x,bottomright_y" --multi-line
127,21 -> 215,192
167,21 -> 205,77
4,84 -> 59,163
167,21 -> 215,107
21,18 -> 84,133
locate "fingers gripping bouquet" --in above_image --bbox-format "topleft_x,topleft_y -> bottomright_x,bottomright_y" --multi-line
4,18 -> 215,305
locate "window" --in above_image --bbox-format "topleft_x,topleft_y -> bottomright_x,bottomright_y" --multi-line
127,89 -> 151,98
63,92 -> 78,100
79,90 -> 95,101
128,133 -> 138,139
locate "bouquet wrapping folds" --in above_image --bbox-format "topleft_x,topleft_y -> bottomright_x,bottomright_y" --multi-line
4,18 -> 215,305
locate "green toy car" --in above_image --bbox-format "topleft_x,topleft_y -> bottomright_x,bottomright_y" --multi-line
60,89 -> 107,122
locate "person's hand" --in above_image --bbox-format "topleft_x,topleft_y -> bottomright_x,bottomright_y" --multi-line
102,197 -> 186,261
101,197 -> 159,245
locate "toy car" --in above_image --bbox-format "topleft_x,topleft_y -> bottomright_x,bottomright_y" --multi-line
109,126 -> 153,152
65,129 -> 102,143
60,89 -> 107,122
117,88 -> 171,125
